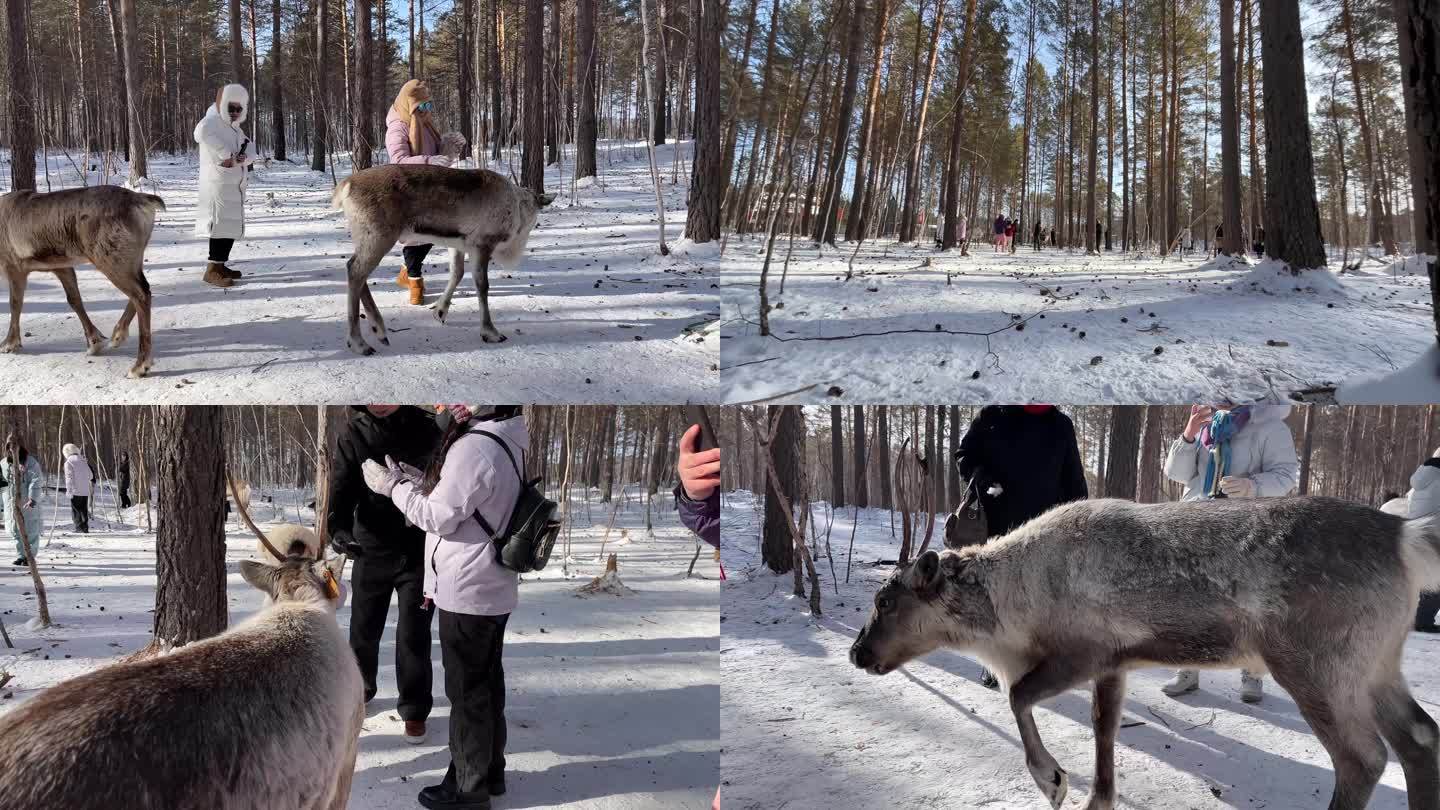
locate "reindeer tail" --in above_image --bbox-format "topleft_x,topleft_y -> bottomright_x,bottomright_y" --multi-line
331,177 -> 352,212
141,194 -> 167,213
1401,512 -> 1440,589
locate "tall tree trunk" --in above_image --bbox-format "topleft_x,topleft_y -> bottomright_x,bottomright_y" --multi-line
153,406 -> 227,648
1084,0 -> 1099,252
899,0 -> 944,242
1218,0 -> 1242,255
272,0 -> 286,160
1103,407 -> 1142,499
1392,0 -> 1439,344
119,0 -> 147,182
815,0 -> 866,246
490,0 -> 503,160
231,0 -> 244,80
940,0 -> 979,249
683,0 -> 722,241
1119,0 -> 1128,249
353,0 -> 374,169
852,405 -> 868,508
730,0 -> 780,234
576,0 -> 597,177
5,0 -> 37,191
1297,406 -> 1317,494
830,406 -> 845,507
310,0 -> 329,172
1258,0 -> 1326,270
521,0 -> 545,193
762,406 -> 802,574
1242,0 -> 1263,239
1339,0 -> 1395,254
878,406 -> 892,509
846,0 -> 895,242
546,0 -> 561,163
651,0 -> 669,144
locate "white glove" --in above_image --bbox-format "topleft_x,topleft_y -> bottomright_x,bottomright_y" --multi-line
362,455 -> 417,497
1218,476 -> 1256,498
440,131 -> 467,161
429,155 -> 454,168
986,484 -> 1004,496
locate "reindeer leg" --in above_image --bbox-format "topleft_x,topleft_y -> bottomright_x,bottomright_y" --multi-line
1010,657 -> 1092,810
110,299 -> 136,347
433,247 -> 466,324
1374,671 -> 1440,810
473,244 -> 506,343
345,244 -> 387,355
1,270 -> 27,353
1084,671 -> 1126,810
358,283 -> 388,346
1269,660 -> 1387,810
53,267 -> 105,355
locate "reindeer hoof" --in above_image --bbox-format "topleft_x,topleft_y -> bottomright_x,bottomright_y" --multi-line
86,339 -> 105,356
1028,763 -> 1068,810
110,329 -> 129,348
481,330 -> 508,344
346,338 -> 376,356
434,306 -> 449,324
128,360 -> 152,378
0,340 -> 20,354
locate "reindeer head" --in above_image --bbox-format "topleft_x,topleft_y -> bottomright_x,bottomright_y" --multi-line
230,472 -> 347,610
850,549 -> 995,675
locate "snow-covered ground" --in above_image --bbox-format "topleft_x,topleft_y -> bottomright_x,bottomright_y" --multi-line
720,490 -> 1438,809
719,238 -> 1434,404
0,142 -> 717,403
0,483 -> 720,809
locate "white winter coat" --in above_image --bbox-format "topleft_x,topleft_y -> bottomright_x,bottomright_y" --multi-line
193,84 -> 258,239
388,416 -> 528,616
63,444 -> 93,498
1164,403 -> 1299,501
1396,459 -> 1440,519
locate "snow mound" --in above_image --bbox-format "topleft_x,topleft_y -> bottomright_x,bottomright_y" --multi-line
574,569 -> 636,597
667,238 -> 721,261
1232,259 -> 1347,296
1388,254 -> 1434,277
23,617 -> 44,632
124,177 -> 161,195
574,175 -> 598,189
1337,344 -> 1440,405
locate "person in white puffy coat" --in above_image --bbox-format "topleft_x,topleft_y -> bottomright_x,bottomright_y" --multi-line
1384,448 -> 1440,630
1159,402 -> 1299,704
62,443 -> 95,534
194,83 -> 258,289
363,405 -> 526,810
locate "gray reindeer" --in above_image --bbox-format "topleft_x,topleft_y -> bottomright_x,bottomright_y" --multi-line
0,504 -> 363,810
850,496 -> 1440,810
0,186 -> 165,378
331,164 -> 552,355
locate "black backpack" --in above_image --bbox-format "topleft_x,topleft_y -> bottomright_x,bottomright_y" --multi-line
472,429 -> 561,573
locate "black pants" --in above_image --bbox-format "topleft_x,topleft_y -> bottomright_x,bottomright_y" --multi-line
439,609 -> 509,796
1418,591 -> 1440,629
208,238 -> 235,263
118,485 -> 131,510
348,549 -> 435,720
70,495 -> 89,533
404,244 -> 433,279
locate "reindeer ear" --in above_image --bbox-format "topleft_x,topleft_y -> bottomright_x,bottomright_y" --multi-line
537,193 -> 555,208
908,550 -> 942,594
239,559 -> 281,596
941,552 -> 981,586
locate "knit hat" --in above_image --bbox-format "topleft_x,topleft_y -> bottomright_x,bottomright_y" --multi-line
392,80 -> 441,156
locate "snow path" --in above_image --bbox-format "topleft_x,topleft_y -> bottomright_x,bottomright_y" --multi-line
720,239 -> 1433,404
0,485 -> 720,809
0,142 -> 717,403
720,491 -> 1432,809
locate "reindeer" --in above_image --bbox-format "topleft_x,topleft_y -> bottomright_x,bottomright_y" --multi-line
0,479 -> 363,810
890,438 -> 936,564
0,185 -> 165,378
850,497 -> 1440,810
331,164 -> 553,354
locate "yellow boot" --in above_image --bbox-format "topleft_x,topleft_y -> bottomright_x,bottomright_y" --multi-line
395,269 -> 413,288
409,275 -> 425,305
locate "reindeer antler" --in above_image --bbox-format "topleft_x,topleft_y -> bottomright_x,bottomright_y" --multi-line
227,470 -> 286,563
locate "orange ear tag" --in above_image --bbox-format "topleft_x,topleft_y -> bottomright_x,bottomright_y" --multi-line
323,569 -> 340,599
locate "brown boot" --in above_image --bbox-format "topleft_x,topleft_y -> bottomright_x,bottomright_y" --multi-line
396,269 -> 414,288
203,262 -> 235,288
409,275 -> 425,305
403,719 -> 427,745
220,266 -> 243,279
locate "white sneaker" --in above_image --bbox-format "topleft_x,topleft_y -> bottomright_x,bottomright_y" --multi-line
1240,672 -> 1264,704
1161,669 -> 1199,696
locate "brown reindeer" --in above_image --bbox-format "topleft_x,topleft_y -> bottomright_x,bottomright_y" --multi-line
0,186 -> 164,377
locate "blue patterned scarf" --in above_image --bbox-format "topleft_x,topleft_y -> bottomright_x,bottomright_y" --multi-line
1200,406 -> 1251,497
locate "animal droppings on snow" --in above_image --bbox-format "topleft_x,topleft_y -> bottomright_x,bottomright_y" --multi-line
1090,356 -> 1103,366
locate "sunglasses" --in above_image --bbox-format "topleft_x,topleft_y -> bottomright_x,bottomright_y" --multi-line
227,104 -> 244,114
415,101 -> 434,112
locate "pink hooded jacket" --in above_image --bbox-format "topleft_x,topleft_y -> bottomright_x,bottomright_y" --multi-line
385,106 -> 445,165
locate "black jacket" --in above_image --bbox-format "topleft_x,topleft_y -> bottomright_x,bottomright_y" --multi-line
955,405 -> 1088,536
327,406 -> 443,555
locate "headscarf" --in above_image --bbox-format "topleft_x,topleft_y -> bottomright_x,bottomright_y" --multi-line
1200,405 -> 1252,498
392,80 -> 442,157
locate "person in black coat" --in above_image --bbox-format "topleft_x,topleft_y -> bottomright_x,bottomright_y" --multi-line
328,405 -> 444,744
117,451 -> 132,510
955,405 -> 1089,537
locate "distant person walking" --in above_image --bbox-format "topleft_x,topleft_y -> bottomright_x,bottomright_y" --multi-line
62,443 -> 94,533
116,450 -> 132,510
1160,402 -> 1299,703
2,433 -> 43,567
1032,221 -> 1043,251
993,214 -> 1006,253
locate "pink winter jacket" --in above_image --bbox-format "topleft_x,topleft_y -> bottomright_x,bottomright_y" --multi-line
385,107 -> 445,165
388,416 -> 527,616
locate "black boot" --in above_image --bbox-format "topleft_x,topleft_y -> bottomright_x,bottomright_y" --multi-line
417,784 -> 491,810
